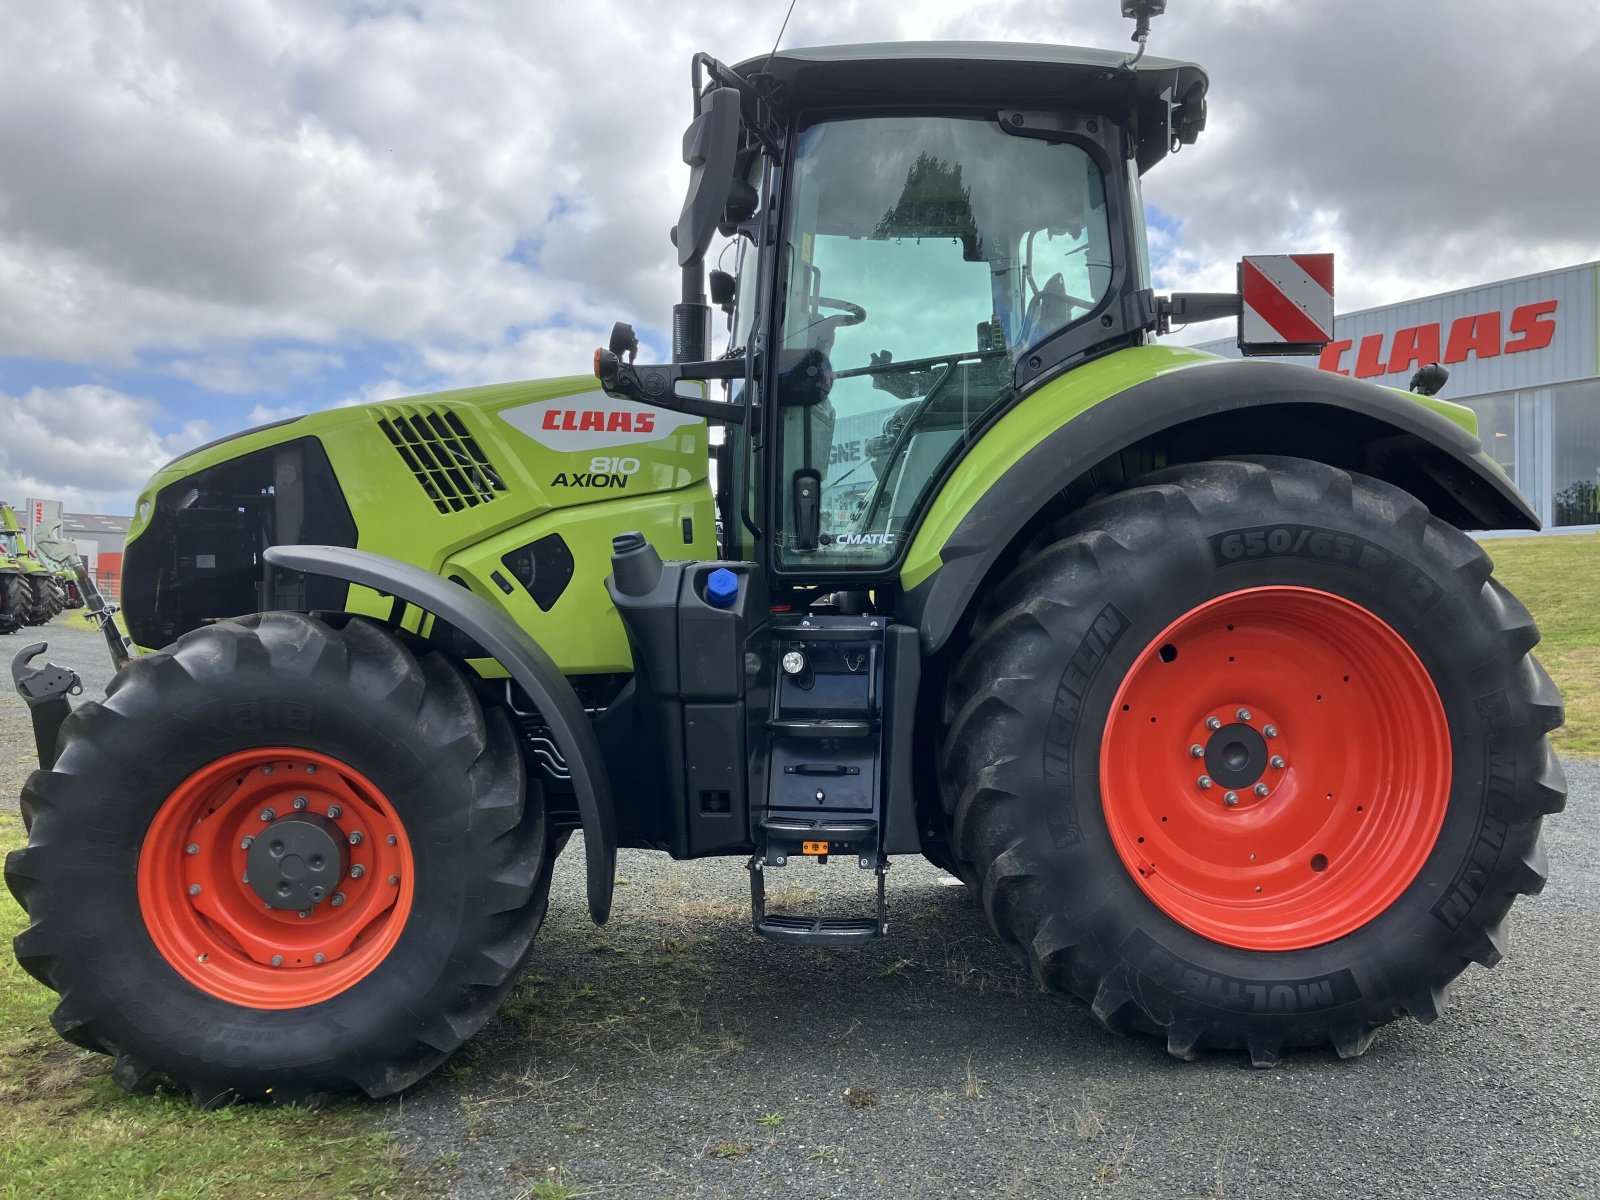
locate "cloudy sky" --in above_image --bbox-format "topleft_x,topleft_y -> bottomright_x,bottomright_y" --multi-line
2,0 -> 1596,512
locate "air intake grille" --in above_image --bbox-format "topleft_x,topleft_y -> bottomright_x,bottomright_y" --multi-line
374,406 -> 507,514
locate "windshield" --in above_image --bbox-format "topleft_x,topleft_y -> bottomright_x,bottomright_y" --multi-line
774,114 -> 1112,567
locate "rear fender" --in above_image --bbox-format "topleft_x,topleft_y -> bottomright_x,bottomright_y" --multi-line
264,544 -> 617,924
903,354 -> 1538,654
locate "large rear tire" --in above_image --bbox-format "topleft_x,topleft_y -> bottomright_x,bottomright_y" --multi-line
939,456 -> 1565,1063
22,575 -> 54,624
6,611 -> 551,1105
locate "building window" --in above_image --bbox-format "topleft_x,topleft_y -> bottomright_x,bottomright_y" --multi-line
1464,392 -> 1517,485
1551,380 -> 1600,527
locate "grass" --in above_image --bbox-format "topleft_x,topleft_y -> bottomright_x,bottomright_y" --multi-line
0,816 -> 424,1200
1483,532 -> 1600,757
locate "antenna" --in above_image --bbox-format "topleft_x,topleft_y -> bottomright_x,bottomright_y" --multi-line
1121,0 -> 1167,67
762,0 -> 799,74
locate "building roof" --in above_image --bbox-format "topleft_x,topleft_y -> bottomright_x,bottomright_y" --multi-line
63,512 -> 133,537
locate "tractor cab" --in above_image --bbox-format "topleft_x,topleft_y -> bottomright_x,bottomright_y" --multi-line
597,42 -> 1208,589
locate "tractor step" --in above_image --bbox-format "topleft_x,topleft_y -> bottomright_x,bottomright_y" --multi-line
757,815 -> 877,844
748,855 -> 889,947
755,913 -> 882,946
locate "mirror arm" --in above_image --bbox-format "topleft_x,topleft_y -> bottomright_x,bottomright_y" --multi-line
594,349 -> 749,425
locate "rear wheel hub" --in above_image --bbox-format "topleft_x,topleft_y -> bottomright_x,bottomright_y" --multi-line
1100,586 -> 1450,951
246,814 -> 347,911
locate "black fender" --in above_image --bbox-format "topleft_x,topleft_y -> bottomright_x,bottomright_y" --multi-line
906,360 -> 1539,654
263,544 -> 616,924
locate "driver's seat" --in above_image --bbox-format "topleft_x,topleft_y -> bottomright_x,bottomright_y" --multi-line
1020,272 -> 1072,349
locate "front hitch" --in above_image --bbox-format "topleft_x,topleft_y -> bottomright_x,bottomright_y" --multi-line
12,643 -> 82,770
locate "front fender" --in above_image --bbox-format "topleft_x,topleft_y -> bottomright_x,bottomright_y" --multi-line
263,543 -> 617,924
902,348 -> 1537,655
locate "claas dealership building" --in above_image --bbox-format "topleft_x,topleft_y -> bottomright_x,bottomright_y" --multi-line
1199,260 -> 1600,531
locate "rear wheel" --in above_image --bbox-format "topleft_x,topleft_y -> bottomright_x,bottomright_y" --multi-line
939,456 -> 1565,1063
6,612 -> 551,1104
22,575 -> 53,624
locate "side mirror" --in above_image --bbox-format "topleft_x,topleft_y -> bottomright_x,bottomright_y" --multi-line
675,87 -> 741,269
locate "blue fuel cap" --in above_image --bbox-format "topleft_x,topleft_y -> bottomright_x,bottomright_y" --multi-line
705,568 -> 739,608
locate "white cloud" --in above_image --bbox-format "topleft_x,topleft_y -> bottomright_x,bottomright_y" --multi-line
0,386 -> 207,512
2,0 -> 1597,512
165,348 -> 346,395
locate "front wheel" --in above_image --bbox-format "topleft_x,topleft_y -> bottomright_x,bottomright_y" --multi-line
6,612 -> 551,1104
939,457 -> 1565,1063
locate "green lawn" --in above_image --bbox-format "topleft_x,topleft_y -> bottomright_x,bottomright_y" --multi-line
1483,532 -> 1600,758
0,818 -> 424,1200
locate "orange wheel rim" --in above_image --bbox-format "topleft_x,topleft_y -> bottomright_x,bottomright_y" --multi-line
138,748 -> 415,1008
1100,586 -> 1450,951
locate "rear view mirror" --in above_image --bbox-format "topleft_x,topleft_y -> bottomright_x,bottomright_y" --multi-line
675,87 -> 741,269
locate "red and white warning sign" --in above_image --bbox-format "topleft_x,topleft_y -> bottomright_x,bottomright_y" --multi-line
1239,254 -> 1335,353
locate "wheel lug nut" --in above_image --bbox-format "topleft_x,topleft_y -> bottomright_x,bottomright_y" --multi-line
386,835 -> 397,846
262,766 -> 275,776
271,955 -> 283,967
260,808 -> 276,822
240,835 -> 254,850
1236,708 -> 1252,722
298,910 -> 310,919
1270,755 -> 1286,769
314,953 -> 326,965
1223,791 -> 1239,806
1205,716 -> 1222,731
388,875 -> 400,886
350,864 -> 366,879
1189,744 -> 1204,759
1198,775 -> 1214,790
293,795 -> 308,810
1263,725 -> 1278,739
331,892 -> 346,907
187,884 -> 201,896
349,831 -> 364,845
186,843 -> 199,856
326,805 -> 342,819
1254,783 -> 1270,797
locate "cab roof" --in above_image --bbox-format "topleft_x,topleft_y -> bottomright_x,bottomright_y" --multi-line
732,41 -> 1208,172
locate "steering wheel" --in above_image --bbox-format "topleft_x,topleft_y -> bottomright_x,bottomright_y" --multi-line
813,296 -> 868,327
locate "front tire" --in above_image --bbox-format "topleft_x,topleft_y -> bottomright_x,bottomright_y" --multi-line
939,457 -> 1565,1063
6,612 -> 551,1104
1,573 -> 29,630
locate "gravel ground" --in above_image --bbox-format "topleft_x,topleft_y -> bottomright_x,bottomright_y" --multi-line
2,621 -> 1596,1199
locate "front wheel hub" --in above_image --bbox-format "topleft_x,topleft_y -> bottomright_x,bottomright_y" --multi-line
138,748 -> 414,1008
1100,586 -> 1450,951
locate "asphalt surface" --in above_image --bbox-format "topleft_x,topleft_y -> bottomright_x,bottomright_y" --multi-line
3,621 -> 1596,1199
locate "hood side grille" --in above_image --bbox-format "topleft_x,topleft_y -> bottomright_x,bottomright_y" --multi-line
374,406 -> 507,514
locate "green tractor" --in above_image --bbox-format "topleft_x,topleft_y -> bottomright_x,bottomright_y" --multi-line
0,504 -> 60,626
6,12 -> 1565,1108
31,525 -> 88,611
